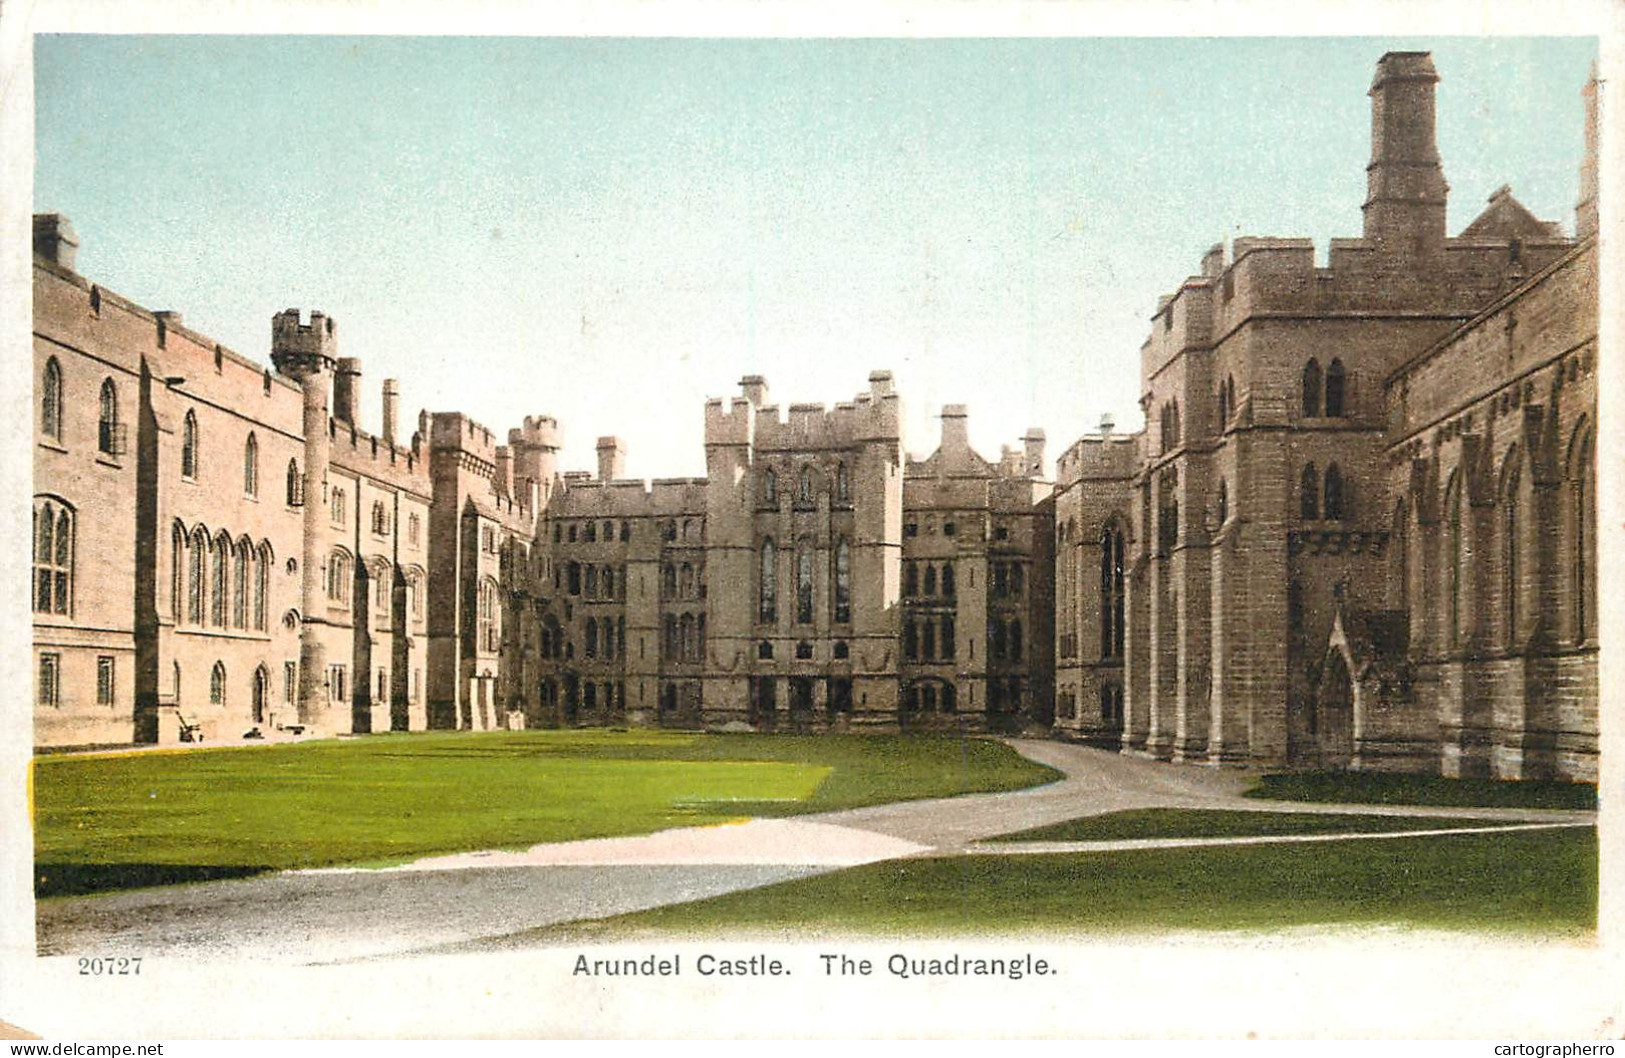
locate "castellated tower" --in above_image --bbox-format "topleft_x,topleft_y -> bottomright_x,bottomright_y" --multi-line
509,415 -> 561,510
270,308 -> 339,730
1363,51 -> 1450,255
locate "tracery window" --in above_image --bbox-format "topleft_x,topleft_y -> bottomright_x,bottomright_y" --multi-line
32,499 -> 73,616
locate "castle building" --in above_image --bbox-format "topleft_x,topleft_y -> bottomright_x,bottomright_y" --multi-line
31,51 -> 1600,781
1050,53 -> 1599,781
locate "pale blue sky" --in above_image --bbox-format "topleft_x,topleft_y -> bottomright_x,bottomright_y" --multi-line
36,36 -> 1596,477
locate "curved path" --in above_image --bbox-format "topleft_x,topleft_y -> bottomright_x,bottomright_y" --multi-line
35,741 -> 1592,964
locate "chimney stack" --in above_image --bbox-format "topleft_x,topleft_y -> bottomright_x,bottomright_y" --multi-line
740,375 -> 770,407
33,214 -> 79,270
596,436 -> 626,481
1363,52 -> 1449,254
1578,61 -> 1599,240
382,379 -> 400,446
494,446 -> 513,498
940,405 -> 970,449
1023,428 -> 1047,477
333,358 -> 362,428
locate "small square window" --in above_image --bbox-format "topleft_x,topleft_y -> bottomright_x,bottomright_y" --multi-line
904,523 -> 918,538
944,522 -> 956,537
757,641 -> 774,660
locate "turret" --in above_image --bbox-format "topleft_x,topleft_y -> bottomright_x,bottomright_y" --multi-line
271,309 -> 338,380
940,404 -> 970,449
740,374 -> 770,407
32,214 -> 79,270
1363,52 -> 1449,254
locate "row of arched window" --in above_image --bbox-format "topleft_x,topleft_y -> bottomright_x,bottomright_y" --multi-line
1302,358 -> 1348,419
1157,400 -> 1182,452
991,562 -> 1025,599
902,561 -> 955,599
761,463 -> 852,507
555,519 -> 634,544
584,615 -> 627,660
661,562 -> 703,600
1399,424 -> 1596,655
758,538 -> 852,625
561,561 -> 623,600
903,614 -> 956,661
663,612 -> 706,663
1299,462 -> 1350,521
172,523 -> 273,632
990,617 -> 1024,662
39,359 -> 128,459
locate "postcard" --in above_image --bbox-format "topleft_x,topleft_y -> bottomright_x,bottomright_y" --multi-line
2,0 -> 1620,1042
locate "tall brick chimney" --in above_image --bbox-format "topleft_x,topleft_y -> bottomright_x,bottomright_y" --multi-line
940,405 -> 970,449
381,379 -> 399,445
1577,61 -> 1598,240
740,375 -> 770,407
1363,52 -> 1449,254
596,436 -> 626,481
333,358 -> 362,428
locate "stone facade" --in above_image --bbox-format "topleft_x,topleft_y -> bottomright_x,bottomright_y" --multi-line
1050,52 -> 1599,780
31,51 -> 1600,780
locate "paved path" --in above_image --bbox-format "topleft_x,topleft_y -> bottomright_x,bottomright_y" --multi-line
35,741 -> 1593,964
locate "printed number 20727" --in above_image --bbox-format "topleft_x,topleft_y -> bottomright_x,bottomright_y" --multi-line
78,957 -> 142,975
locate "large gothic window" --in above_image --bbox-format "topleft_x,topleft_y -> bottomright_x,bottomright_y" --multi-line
759,539 -> 777,623
1100,525 -> 1125,659
32,499 -> 73,616
211,532 -> 230,626
833,538 -> 851,624
796,548 -> 814,624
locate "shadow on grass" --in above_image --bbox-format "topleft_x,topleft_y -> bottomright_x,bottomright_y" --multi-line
1245,771 -> 1597,810
37,863 -> 273,899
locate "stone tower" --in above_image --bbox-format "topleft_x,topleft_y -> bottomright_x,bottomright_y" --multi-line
270,308 -> 338,730
1363,51 -> 1450,255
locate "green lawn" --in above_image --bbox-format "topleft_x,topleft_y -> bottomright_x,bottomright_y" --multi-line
564,827 -> 1595,938
1245,771 -> 1597,810
988,808 -> 1523,843
32,730 -> 1057,896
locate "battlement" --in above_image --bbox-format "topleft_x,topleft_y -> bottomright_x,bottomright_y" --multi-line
1055,431 -> 1143,486
428,411 -> 500,461
706,372 -> 902,451
329,420 -> 431,494
270,308 -> 338,378
550,474 -> 709,517
510,414 -> 561,451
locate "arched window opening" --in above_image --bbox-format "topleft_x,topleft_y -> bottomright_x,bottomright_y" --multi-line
836,463 -> 850,503
1300,463 -> 1320,521
210,661 -> 227,706
942,563 -> 956,598
255,543 -> 271,630
211,533 -> 230,626
585,618 -> 598,658
244,433 -> 259,496
942,614 -> 956,658
41,358 -> 63,441
188,528 -> 206,624
1302,359 -> 1322,418
1503,462 -> 1521,650
796,548 -> 814,624
833,538 -> 851,624
1325,358 -> 1347,417
763,469 -> 777,505
759,539 -> 777,623
1218,479 -> 1229,526
1446,474 -> 1463,648
182,410 -> 199,479
799,465 -> 813,504
286,459 -> 303,506
923,565 -> 937,596
98,378 -> 121,456
1009,618 -> 1023,661
233,539 -> 249,628
1323,463 -> 1344,521
662,563 -> 676,599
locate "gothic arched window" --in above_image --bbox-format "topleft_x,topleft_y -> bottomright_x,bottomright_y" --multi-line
98,378 -> 120,455
41,358 -> 63,442
1323,463 -> 1345,521
244,433 -> 259,497
1302,359 -> 1322,418
182,410 -> 199,479
1325,359 -> 1347,418
1300,463 -> 1320,520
